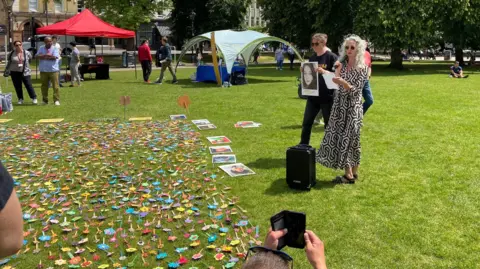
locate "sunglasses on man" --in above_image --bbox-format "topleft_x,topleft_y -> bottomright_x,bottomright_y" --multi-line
311,41 -> 324,47
245,246 -> 294,268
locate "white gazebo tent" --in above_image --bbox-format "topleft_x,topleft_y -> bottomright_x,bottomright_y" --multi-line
175,30 -> 303,85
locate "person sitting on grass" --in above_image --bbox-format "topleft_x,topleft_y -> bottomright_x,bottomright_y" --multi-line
242,229 -> 327,269
450,61 -> 469,78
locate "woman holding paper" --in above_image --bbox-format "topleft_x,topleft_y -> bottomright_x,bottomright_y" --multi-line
299,33 -> 338,145
316,35 -> 368,184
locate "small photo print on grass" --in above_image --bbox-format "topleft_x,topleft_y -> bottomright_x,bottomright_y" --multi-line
234,121 -> 261,128
207,136 -> 232,145
197,124 -> 217,130
170,114 -> 187,120
212,154 -> 236,164
192,119 -> 211,125
209,146 -> 233,154
219,163 -> 255,177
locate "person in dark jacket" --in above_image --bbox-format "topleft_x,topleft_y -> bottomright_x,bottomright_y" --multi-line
155,37 -> 177,84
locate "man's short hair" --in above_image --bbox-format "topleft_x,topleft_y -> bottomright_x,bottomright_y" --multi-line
312,33 -> 328,42
455,61 -> 460,64
162,37 -> 168,43
241,252 -> 289,269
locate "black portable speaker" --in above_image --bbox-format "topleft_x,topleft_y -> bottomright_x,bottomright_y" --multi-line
286,145 -> 316,190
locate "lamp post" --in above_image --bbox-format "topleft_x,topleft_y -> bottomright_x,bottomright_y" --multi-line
189,11 -> 196,63
2,0 -> 13,51
189,11 -> 196,37
44,0 -> 49,25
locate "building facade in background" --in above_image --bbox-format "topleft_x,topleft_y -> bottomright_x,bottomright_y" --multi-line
10,0 -> 77,44
245,0 -> 266,28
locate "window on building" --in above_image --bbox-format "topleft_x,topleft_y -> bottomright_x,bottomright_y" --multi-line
250,17 -> 254,27
29,0 -> 38,12
138,23 -> 153,45
55,0 -> 63,13
256,17 -> 260,26
78,0 -> 85,12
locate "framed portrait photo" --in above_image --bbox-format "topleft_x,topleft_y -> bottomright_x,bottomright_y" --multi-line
301,62 -> 319,96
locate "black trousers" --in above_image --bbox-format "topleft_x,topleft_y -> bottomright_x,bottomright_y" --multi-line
300,97 -> 333,145
289,54 -> 295,69
141,60 -> 152,82
11,71 -> 37,100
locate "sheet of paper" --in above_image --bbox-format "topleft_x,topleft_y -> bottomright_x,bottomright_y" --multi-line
37,118 -> 64,123
322,72 -> 339,90
129,117 -> 152,121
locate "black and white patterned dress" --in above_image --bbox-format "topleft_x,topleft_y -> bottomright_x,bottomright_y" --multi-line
316,64 -> 368,169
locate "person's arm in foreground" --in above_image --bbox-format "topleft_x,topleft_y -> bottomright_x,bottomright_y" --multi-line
0,164 -> 24,258
304,230 -> 327,269
263,228 -> 327,269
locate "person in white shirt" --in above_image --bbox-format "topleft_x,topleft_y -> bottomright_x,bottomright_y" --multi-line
52,36 -> 64,87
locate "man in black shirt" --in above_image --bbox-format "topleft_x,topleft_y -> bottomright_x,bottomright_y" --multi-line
0,161 -> 23,258
300,33 -> 338,145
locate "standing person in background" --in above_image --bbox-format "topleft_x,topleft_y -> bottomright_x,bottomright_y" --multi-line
275,46 -> 285,71
288,44 -> 295,70
69,42 -> 81,87
362,43 -> 374,114
138,39 -> 153,83
253,49 -> 260,64
3,41 -> 37,105
89,38 -> 96,55
36,37 -> 61,106
299,33 -> 338,145
52,36 -> 63,87
196,48 -> 203,66
0,161 -> 24,259
155,37 -> 178,85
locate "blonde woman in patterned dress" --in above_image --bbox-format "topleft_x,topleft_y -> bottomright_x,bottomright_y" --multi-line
316,35 -> 369,184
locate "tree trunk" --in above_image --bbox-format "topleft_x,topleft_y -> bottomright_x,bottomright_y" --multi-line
455,46 -> 464,66
388,48 -> 403,70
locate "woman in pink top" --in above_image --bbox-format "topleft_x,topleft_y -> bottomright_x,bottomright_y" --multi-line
362,47 -> 374,114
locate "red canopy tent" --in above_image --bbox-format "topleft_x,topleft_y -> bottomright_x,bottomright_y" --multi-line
36,9 -> 135,38
36,9 -> 137,78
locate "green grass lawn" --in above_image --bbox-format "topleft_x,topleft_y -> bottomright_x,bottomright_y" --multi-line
2,61 -> 480,268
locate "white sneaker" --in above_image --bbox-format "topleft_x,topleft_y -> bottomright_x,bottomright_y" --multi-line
54,101 -> 60,106
18,99 -> 23,105
32,99 -> 38,105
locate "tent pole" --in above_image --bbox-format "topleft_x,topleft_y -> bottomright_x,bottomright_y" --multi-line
65,35 -> 68,77
134,29 -> 137,80
101,37 -> 104,56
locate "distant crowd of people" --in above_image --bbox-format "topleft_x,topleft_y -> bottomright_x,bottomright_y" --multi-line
3,36 -> 82,106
